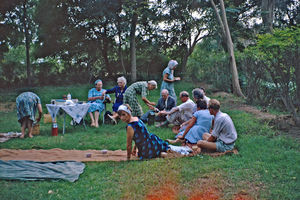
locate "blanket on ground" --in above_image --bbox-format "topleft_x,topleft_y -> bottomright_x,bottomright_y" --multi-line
0,160 -> 85,182
0,148 -> 238,162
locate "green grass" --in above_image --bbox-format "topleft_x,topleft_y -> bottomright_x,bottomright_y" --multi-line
0,82 -> 299,200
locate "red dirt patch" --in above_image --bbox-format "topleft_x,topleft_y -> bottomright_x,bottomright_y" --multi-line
146,181 -> 177,200
189,187 -> 220,200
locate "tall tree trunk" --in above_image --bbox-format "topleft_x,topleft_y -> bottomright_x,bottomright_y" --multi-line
211,0 -> 245,98
130,12 -> 138,82
261,0 -> 275,33
22,1 -> 31,86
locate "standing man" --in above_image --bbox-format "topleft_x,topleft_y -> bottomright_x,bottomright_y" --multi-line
197,99 -> 237,152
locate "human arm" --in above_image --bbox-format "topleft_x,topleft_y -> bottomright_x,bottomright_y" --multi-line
161,106 -> 179,115
207,135 -> 216,142
87,89 -> 105,101
36,103 -> 43,123
131,144 -> 137,156
142,97 -> 156,107
126,126 -> 134,160
163,73 -> 175,83
177,117 -> 196,139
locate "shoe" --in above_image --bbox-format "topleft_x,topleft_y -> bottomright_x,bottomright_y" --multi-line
108,114 -> 117,124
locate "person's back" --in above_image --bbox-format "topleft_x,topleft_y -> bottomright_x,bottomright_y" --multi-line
212,111 -> 237,144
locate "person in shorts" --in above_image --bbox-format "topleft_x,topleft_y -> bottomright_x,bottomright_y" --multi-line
197,99 -> 237,152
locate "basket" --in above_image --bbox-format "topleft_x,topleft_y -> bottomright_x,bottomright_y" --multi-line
32,124 -> 40,135
44,114 -> 53,123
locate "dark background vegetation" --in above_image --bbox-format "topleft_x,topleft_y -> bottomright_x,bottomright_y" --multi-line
0,0 -> 299,123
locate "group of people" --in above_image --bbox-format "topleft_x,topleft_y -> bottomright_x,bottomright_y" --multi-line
15,59 -> 237,161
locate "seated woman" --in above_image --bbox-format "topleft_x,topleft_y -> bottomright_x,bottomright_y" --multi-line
87,79 -> 110,127
16,92 -> 43,138
103,76 -> 127,124
168,100 -> 213,147
117,104 -> 169,160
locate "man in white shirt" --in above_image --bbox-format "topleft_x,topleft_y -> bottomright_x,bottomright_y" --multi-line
199,87 -> 210,106
160,91 -> 195,127
197,99 -> 237,152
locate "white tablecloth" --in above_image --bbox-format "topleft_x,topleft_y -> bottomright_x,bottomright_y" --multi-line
46,104 -> 90,124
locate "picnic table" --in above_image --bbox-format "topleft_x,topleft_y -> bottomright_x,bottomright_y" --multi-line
46,102 -> 90,134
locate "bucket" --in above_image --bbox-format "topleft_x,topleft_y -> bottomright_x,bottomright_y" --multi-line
32,124 -> 40,135
52,123 -> 58,136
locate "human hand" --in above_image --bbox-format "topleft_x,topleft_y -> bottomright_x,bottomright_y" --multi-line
175,77 -> 181,81
150,102 -> 156,106
131,149 -> 136,156
177,135 -> 184,140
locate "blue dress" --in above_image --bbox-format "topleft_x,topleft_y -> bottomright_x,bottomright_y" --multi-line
16,92 -> 41,123
176,109 -> 213,144
160,67 -> 176,101
87,88 -> 110,113
106,85 -> 127,112
127,120 -> 169,160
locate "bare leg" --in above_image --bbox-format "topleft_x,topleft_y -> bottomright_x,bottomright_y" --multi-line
27,119 -> 33,138
197,140 -> 217,151
94,111 -> 99,127
166,138 -> 185,144
89,112 -> 95,126
20,119 -> 26,138
202,133 -> 211,140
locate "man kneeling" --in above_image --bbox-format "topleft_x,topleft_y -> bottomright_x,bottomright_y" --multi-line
197,99 -> 237,152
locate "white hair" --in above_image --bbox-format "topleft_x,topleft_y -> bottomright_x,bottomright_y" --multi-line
161,89 -> 169,95
148,80 -> 157,89
117,76 -> 127,85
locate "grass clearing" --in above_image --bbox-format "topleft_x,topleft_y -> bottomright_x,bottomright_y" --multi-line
0,82 -> 299,199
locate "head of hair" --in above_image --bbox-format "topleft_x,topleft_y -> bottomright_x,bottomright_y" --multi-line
208,99 -> 220,110
148,80 -> 157,89
196,99 -> 207,109
161,89 -> 169,95
179,91 -> 189,98
192,88 -> 204,100
167,60 -> 178,70
117,104 -> 132,115
94,79 -> 102,85
117,76 -> 127,85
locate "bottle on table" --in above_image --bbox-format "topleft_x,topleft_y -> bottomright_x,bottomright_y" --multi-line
67,93 -> 71,100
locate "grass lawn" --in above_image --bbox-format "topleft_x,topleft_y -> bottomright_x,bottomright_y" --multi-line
0,82 -> 299,200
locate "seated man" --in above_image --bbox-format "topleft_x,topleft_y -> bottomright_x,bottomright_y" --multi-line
140,89 -> 176,125
199,87 -> 210,106
197,99 -> 237,152
160,91 -> 195,128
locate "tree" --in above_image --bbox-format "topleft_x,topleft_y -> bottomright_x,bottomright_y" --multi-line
261,0 -> 275,33
210,0 -> 245,97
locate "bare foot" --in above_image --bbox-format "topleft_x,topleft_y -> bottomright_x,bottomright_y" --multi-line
20,134 -> 24,139
95,123 -> 99,128
28,134 -> 33,138
90,123 -> 96,127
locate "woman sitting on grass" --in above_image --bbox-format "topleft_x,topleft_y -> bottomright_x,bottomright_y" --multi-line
168,99 -> 213,147
118,104 -> 169,160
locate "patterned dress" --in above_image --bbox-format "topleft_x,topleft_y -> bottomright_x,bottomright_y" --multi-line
161,67 -> 176,101
16,92 -> 41,123
128,120 -> 169,160
123,81 -> 148,117
87,88 -> 110,113
106,85 -> 127,112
